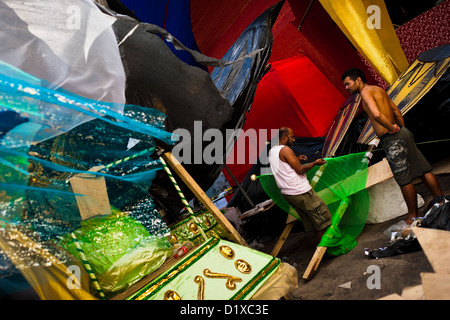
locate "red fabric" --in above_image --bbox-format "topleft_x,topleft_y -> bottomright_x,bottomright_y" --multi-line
189,0 -> 375,185
190,0 -> 279,60
223,55 -> 346,184
396,0 -> 450,64
269,0 -> 376,96
191,0 -> 376,94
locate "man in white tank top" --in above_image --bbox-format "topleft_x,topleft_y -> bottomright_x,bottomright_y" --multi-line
269,127 -> 331,242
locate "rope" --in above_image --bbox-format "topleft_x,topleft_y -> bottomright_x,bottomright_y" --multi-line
158,156 -> 208,242
103,147 -> 156,170
371,137 -> 450,153
70,232 -> 106,300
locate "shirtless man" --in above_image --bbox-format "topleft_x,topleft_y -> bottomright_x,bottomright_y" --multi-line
341,68 -> 443,225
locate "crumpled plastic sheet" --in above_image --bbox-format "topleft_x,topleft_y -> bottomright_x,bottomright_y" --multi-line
0,0 -> 126,105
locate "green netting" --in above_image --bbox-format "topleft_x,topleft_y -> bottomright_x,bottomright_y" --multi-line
260,152 -> 370,256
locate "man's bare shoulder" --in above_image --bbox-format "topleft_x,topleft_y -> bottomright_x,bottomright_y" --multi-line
361,85 -> 388,100
361,85 -> 383,94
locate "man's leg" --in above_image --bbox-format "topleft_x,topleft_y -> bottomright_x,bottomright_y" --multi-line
400,183 -> 418,225
421,171 -> 443,198
316,227 -> 327,244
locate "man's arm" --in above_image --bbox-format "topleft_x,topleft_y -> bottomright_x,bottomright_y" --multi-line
280,147 -> 325,175
390,100 -> 405,127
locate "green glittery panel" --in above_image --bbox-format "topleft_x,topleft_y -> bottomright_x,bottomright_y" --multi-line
168,209 -> 230,245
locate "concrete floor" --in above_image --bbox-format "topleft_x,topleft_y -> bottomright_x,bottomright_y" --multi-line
253,171 -> 450,300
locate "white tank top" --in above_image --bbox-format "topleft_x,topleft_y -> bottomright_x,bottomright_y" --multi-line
268,145 -> 312,195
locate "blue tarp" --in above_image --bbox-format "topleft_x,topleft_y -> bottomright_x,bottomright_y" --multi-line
120,0 -> 203,67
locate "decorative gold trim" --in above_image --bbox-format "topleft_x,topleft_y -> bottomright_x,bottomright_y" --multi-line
203,269 -> 242,290
167,234 -> 178,245
232,258 -> 280,300
133,237 -> 219,300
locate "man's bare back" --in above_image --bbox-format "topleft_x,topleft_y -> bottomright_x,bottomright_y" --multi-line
360,85 -> 399,137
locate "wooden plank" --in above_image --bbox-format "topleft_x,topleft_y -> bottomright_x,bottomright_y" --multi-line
413,227 -> 450,274
316,158 -> 392,205
421,273 -> 450,300
161,152 -> 248,247
286,214 -> 297,224
365,158 -> 393,188
302,200 -> 349,280
302,246 -> 327,281
238,199 -> 275,221
270,221 -> 295,256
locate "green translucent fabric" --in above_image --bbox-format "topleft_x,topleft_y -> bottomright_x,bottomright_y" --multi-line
260,152 -> 370,255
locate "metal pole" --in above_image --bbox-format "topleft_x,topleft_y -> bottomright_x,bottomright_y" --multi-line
298,0 -> 316,30
223,164 -> 255,208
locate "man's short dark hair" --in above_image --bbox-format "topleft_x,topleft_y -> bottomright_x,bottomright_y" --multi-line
278,127 -> 290,141
341,68 -> 367,83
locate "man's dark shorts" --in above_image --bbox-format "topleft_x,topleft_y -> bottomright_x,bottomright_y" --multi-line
283,189 -> 332,232
379,126 -> 432,187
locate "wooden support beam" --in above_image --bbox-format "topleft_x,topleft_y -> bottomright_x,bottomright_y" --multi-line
161,152 -> 248,247
302,200 -> 349,281
302,246 -> 327,281
270,221 -> 295,257
316,158 -> 392,205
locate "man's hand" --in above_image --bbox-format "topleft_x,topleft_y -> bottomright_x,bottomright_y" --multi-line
389,124 -> 400,134
314,158 -> 326,166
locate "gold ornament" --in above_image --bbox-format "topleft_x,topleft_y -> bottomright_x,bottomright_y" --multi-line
203,269 -> 242,290
235,259 -> 252,274
189,222 -> 199,234
219,245 -> 235,259
167,234 -> 178,245
194,276 -> 205,300
164,290 -> 182,300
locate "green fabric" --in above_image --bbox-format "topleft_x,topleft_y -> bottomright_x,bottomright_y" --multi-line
260,152 -> 370,256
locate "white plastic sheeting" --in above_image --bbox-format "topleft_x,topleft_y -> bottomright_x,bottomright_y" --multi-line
0,0 -> 125,105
